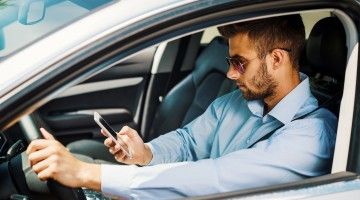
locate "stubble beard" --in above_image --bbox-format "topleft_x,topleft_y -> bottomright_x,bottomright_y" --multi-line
241,62 -> 278,101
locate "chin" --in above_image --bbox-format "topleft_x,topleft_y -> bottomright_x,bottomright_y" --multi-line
241,90 -> 263,101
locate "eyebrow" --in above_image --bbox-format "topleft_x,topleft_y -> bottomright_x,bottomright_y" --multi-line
229,54 -> 247,60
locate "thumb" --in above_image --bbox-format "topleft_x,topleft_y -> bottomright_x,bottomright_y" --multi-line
40,128 -> 55,140
119,126 -> 139,139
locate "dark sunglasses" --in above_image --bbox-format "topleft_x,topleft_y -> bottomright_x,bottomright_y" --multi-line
226,56 -> 257,74
226,48 -> 291,74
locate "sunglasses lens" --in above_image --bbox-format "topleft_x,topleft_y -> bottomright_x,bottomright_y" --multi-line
226,57 -> 244,74
234,60 -> 242,72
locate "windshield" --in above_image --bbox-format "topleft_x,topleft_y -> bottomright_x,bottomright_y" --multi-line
0,0 -> 114,58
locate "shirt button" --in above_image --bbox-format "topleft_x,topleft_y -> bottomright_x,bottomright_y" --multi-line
246,139 -> 250,144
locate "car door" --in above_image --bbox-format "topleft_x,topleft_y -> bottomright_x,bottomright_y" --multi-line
34,47 -> 156,144
1,0 -> 360,199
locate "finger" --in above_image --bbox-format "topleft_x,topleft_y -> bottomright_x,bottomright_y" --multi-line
109,147 -> 116,154
28,147 -> 53,166
100,129 -> 107,137
113,140 -> 130,157
26,139 -> 52,155
40,128 -> 55,140
109,144 -> 121,154
37,165 -> 55,181
114,152 -> 126,162
104,137 -> 115,147
118,126 -> 138,139
115,137 -> 126,148
32,159 -> 49,174
114,143 -> 121,152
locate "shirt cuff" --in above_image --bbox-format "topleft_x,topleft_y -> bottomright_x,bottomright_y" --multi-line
145,142 -> 159,165
101,164 -> 137,196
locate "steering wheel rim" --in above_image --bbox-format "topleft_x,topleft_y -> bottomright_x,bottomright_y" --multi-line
47,179 -> 86,200
20,115 -> 86,200
36,132 -> 86,200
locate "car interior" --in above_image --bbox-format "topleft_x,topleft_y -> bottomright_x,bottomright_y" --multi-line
65,12 -> 347,164
0,9 -> 352,199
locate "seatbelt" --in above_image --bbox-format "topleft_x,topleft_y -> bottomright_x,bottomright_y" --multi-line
248,106 -> 321,148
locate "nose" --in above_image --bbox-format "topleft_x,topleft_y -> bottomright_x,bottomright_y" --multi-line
226,66 -> 240,80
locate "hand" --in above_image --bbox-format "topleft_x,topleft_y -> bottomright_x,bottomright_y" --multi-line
103,126 -> 152,166
26,128 -> 101,190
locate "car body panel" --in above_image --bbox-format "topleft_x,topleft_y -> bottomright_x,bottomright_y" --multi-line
191,172 -> 360,200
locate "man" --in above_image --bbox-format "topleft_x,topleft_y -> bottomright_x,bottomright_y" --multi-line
26,15 -> 337,199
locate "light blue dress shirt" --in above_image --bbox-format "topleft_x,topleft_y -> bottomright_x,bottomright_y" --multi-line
101,74 -> 337,199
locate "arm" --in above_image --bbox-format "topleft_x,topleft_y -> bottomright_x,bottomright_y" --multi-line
105,92 -> 233,165
26,128 -> 102,190
101,119 -> 336,198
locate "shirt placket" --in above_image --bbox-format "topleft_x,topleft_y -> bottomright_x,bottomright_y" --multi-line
245,118 -> 281,148
222,115 -> 262,155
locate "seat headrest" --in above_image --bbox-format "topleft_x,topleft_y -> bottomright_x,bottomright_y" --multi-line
306,17 -> 347,80
193,36 -> 229,85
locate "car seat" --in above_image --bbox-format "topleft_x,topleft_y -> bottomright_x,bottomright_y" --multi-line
303,16 -> 347,115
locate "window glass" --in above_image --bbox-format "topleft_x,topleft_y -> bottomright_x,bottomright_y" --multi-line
301,11 -> 331,38
200,11 -> 331,45
201,27 -> 220,44
0,0 -> 114,58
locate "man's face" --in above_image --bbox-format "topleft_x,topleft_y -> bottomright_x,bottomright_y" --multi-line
227,34 -> 278,100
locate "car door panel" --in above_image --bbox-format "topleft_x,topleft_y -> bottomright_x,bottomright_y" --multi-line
37,47 -> 156,142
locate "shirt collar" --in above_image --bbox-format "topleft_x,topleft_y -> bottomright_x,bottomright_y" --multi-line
247,73 -> 312,124
247,100 -> 264,118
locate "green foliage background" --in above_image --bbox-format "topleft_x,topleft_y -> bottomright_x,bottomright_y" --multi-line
0,0 -> 8,9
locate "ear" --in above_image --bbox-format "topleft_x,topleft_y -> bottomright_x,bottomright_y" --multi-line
268,49 -> 286,70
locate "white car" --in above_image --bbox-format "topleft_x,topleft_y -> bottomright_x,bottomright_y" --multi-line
0,0 -> 359,199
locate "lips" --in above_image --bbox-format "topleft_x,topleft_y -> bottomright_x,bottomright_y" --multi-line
236,82 -> 246,91
236,82 -> 245,87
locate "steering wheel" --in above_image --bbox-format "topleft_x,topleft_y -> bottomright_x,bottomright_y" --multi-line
5,151 -> 86,200
47,179 -> 86,200
17,119 -> 86,200
36,132 -> 86,200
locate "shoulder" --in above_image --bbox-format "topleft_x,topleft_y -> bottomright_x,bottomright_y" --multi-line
277,107 -> 337,146
293,108 -> 337,131
209,89 -> 246,117
214,89 -> 243,105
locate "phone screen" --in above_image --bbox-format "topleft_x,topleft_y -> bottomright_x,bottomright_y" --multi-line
98,115 -> 117,138
94,112 -> 132,158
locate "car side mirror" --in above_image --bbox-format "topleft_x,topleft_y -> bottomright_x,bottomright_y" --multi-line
18,0 -> 45,25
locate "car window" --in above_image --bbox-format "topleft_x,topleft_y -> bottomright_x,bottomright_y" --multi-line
200,11 -> 331,45
201,27 -> 220,45
0,0 -> 114,58
301,11 -> 331,38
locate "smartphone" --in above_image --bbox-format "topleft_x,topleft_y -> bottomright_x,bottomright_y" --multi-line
94,112 -> 132,158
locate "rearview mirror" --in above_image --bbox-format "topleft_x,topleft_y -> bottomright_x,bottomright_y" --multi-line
18,0 -> 45,25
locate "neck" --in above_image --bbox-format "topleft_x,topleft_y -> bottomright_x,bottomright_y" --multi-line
264,71 -> 301,114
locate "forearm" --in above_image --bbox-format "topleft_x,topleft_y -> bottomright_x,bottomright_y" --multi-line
139,144 -> 153,166
147,130 -> 186,164
101,159 -> 226,198
79,162 -> 102,191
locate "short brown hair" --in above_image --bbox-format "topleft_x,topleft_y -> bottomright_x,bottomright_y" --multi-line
218,15 -> 305,69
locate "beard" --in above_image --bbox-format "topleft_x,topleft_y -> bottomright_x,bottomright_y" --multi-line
240,62 -> 278,101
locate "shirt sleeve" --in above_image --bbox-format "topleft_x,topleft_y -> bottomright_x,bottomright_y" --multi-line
147,92 -> 234,165
101,118 -> 336,199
